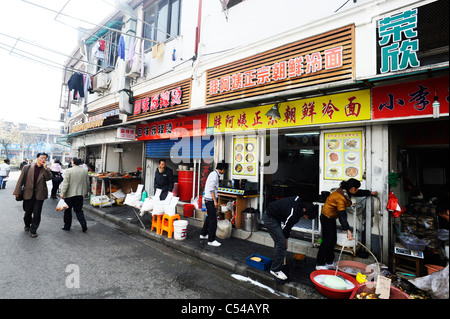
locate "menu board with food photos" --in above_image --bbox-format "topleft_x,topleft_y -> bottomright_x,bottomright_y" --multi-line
233,137 -> 257,176
324,131 -> 363,181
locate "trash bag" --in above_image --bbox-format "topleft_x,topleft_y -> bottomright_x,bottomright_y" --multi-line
409,265 -> 449,299
216,219 -> 232,239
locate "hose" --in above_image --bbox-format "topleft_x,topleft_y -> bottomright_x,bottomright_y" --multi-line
356,239 -> 381,279
334,238 -> 381,280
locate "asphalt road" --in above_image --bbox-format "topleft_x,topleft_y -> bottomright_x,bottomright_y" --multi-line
0,169 -> 288,302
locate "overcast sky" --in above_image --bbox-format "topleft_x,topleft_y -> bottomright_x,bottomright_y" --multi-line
0,0 -> 115,127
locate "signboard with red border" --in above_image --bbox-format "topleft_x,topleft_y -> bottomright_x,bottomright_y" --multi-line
372,75 -> 449,119
135,114 -> 208,141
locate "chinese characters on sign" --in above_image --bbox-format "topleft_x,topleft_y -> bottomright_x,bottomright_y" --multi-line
71,109 -> 120,132
324,131 -> 363,181
117,128 -> 136,140
377,8 -> 419,73
135,114 -> 207,141
372,76 -> 449,119
209,47 -> 343,95
133,87 -> 182,115
208,90 -> 370,133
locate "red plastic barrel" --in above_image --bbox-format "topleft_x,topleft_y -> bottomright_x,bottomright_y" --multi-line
178,170 -> 193,201
183,204 -> 195,217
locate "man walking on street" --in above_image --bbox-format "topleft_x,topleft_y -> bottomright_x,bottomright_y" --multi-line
60,158 -> 90,232
200,162 -> 228,247
13,153 -> 53,238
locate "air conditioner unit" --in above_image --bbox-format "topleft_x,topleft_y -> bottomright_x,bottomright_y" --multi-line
93,72 -> 110,92
124,55 -> 141,79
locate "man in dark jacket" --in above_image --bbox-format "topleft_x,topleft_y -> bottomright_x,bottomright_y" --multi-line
263,196 -> 317,280
154,159 -> 174,200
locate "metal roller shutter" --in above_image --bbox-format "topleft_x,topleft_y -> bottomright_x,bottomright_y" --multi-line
145,136 -> 214,159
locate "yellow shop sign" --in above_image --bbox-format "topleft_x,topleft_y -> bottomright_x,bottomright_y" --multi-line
208,90 -> 370,133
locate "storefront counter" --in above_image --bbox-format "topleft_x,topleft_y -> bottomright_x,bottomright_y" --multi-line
218,191 -> 259,229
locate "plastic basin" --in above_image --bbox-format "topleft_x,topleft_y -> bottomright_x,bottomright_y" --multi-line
336,260 -> 375,277
350,282 -> 410,299
310,270 -> 359,299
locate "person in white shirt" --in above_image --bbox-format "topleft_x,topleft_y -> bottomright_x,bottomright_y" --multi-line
200,162 -> 228,247
0,158 -> 11,189
50,159 -> 64,199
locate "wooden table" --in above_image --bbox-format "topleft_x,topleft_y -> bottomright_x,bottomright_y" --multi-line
90,176 -> 142,207
218,192 -> 259,229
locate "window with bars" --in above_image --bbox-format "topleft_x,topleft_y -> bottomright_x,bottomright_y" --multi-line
143,0 -> 181,51
94,30 -> 121,72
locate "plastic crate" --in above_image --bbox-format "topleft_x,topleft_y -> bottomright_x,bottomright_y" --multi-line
246,255 -> 272,271
398,235 -> 428,252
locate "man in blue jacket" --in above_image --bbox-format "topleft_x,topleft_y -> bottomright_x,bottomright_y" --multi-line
263,196 -> 317,280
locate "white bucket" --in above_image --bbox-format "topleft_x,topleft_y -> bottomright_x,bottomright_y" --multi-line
173,220 -> 188,240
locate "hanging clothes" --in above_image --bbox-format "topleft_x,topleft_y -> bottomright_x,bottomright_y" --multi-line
67,72 -> 85,100
83,74 -> 92,102
117,35 -> 125,60
127,37 -> 135,67
94,41 -> 105,61
99,39 -> 106,51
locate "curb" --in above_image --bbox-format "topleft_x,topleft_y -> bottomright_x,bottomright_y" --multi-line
83,205 -> 323,299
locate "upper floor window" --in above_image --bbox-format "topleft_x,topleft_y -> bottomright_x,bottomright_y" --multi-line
143,0 -> 181,51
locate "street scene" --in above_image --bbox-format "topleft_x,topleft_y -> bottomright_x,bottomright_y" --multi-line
0,170 -> 289,302
1,0 -> 449,305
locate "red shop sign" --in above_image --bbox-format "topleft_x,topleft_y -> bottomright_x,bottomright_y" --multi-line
372,75 -> 449,119
135,114 -> 208,141
133,86 -> 182,115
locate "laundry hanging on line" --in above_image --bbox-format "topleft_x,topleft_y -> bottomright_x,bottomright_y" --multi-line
67,72 -> 93,100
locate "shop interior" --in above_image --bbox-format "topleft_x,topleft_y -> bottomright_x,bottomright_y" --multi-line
260,131 -> 321,241
390,120 -> 449,273
264,132 -> 320,206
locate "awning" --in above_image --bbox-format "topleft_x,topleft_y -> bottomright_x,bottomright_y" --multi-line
85,20 -> 124,46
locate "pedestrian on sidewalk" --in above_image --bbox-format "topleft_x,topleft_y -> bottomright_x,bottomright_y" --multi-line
154,159 -> 174,200
0,158 -> 11,189
13,153 -> 53,238
19,158 -> 28,170
50,159 -> 64,199
263,196 -> 318,281
200,162 -> 228,247
60,158 -> 90,232
315,178 -> 377,270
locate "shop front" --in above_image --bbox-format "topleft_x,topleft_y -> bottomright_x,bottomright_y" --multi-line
371,75 -> 449,272
135,114 -> 213,203
69,105 -> 144,206
208,88 -> 379,245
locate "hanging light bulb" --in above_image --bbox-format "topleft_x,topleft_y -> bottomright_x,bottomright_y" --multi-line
265,103 -> 281,119
432,96 -> 440,118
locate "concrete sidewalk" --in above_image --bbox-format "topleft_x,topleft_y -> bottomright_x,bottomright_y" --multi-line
81,199 -> 373,298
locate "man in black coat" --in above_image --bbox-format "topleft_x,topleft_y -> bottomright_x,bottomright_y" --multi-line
263,196 -> 318,280
154,159 -> 174,200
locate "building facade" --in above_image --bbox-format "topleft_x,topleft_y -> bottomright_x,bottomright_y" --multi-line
60,0 -> 449,264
